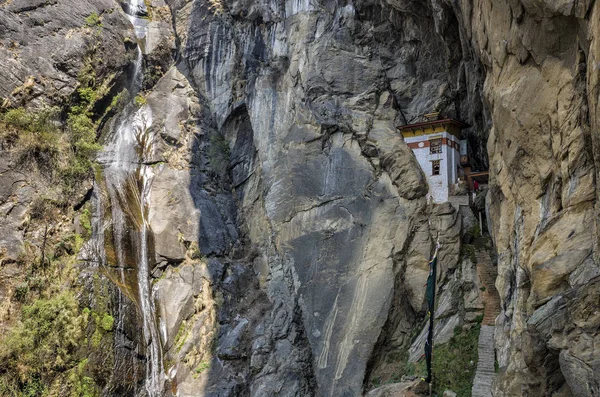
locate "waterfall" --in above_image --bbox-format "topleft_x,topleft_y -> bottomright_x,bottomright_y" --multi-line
93,0 -> 164,394
127,0 -> 149,39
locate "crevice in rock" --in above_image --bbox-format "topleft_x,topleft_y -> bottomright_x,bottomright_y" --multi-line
362,221 -> 420,390
73,185 -> 94,211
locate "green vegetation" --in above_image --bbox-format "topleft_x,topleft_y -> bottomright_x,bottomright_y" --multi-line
193,361 -> 211,378
0,375 -> 46,397
99,313 -> 114,332
0,106 -> 66,170
66,359 -> 100,397
174,321 -> 189,352
107,91 -> 126,116
470,223 -> 481,238
429,325 -> 480,396
80,206 -> 92,238
0,292 -> 85,381
461,243 -> 477,263
0,8 -> 124,395
0,272 -> 113,395
208,133 -> 230,179
188,241 -> 202,260
0,33 -> 117,200
0,207 -> 114,396
90,311 -> 114,348
0,105 -> 101,199
84,12 -> 102,28
14,283 -> 29,303
370,325 -> 480,395
134,93 -> 147,107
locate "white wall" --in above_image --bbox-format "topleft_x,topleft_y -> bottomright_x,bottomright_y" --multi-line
404,131 -> 461,203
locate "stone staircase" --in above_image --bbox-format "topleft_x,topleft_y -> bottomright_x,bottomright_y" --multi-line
475,250 -> 501,326
472,325 -> 496,396
472,249 -> 501,397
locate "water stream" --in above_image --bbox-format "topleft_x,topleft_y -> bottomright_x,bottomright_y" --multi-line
94,1 -> 164,395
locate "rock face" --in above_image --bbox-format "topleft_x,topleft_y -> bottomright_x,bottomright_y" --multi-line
159,1 -> 482,395
0,0 -> 133,108
3,0 -> 600,396
163,0 -> 600,394
366,379 -> 429,397
462,1 -> 600,395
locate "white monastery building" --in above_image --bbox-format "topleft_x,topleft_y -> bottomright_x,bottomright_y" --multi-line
398,113 -> 468,203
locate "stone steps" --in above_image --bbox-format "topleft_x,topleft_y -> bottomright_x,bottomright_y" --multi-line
472,325 -> 496,397
475,250 -> 501,326
472,248 -> 500,397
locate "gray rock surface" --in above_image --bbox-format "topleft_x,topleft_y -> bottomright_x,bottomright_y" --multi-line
161,1 -> 486,393
366,379 -> 428,397
0,0 -> 133,107
3,0 -> 600,396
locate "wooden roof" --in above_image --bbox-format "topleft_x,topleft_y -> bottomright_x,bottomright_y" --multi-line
397,118 -> 469,132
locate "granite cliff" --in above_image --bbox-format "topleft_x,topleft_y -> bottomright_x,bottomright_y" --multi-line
0,0 -> 599,396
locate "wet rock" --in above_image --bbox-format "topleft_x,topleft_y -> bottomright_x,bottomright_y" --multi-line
155,273 -> 195,350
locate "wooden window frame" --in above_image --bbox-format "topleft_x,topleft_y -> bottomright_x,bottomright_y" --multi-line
430,138 -> 442,154
432,160 -> 441,176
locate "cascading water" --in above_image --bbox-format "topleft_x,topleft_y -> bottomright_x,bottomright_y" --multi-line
93,1 -> 164,395
126,0 -> 149,40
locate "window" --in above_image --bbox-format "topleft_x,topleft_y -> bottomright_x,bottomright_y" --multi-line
430,138 -> 442,154
432,160 -> 441,176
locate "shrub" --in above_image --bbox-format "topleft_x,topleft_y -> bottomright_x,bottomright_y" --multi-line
193,360 -> 211,378
14,283 -> 29,302
0,40 -> 119,199
1,106 -> 66,171
20,376 -> 45,397
430,325 -> 480,396
3,108 -> 31,129
0,377 -> 20,396
208,133 -> 230,178
56,113 -> 102,191
67,113 -> 101,157
30,196 -> 57,221
80,207 -> 92,238
84,12 -> 102,28
134,94 -> 147,107
65,359 -> 100,397
99,314 -> 114,332
0,292 -> 86,380
461,244 -> 477,263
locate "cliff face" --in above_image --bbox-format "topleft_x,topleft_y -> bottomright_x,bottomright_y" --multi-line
161,0 -> 478,394
171,1 -> 600,394
1,0 -> 600,396
464,1 -> 600,395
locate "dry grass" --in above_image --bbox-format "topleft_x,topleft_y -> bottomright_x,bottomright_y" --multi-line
207,0 -> 226,15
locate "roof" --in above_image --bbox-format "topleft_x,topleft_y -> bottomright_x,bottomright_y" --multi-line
397,118 -> 470,132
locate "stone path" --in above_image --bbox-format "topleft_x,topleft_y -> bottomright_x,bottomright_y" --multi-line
472,325 -> 496,397
472,249 -> 501,397
476,250 -> 501,326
